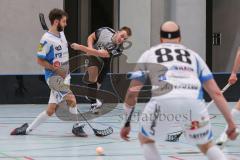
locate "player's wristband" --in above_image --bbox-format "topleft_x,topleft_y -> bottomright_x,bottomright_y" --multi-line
123,104 -> 135,127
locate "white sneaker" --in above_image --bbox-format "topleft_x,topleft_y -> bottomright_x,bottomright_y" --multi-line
85,96 -> 91,102
90,99 -> 102,114
216,132 -> 228,147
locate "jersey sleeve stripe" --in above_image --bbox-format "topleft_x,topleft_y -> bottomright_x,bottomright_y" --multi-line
199,74 -> 214,83
37,53 -> 46,59
127,71 -> 147,84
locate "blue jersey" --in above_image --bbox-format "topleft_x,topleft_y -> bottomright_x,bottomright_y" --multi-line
37,32 -> 69,80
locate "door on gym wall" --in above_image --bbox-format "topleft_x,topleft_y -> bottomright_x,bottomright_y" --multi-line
64,0 -> 119,73
211,0 -> 240,72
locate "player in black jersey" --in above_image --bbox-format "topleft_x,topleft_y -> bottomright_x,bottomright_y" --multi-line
71,26 -> 132,113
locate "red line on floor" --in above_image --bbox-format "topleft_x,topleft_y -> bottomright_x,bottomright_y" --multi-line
169,156 -> 185,160
24,156 -> 34,160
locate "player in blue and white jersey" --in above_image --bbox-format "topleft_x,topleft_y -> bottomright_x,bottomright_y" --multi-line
11,8 -> 87,137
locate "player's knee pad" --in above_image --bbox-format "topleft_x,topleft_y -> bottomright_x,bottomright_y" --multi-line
183,120 -> 213,145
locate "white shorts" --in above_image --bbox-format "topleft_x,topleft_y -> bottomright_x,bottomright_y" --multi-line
47,75 -> 71,104
140,98 -> 213,145
48,90 -> 70,104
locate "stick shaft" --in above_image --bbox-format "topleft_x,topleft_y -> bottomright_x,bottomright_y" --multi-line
206,83 -> 231,109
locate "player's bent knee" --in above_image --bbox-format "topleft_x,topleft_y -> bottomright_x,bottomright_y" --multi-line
88,74 -> 98,83
236,100 -> 240,110
66,99 -> 76,107
65,94 -> 76,107
47,104 -> 57,116
198,141 -> 214,154
138,133 -> 155,145
46,110 -> 54,116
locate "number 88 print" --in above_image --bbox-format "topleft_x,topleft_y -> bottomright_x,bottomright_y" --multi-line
155,48 -> 192,64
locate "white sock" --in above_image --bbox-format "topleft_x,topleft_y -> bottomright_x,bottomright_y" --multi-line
206,146 -> 227,160
231,108 -> 240,119
26,111 -> 50,134
69,106 -> 80,123
142,143 -> 161,160
69,106 -> 78,115
223,108 -> 240,132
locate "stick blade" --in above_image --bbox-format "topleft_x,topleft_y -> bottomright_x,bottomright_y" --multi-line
93,127 -> 113,137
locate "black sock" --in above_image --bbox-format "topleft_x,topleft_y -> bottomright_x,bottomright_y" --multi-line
87,83 -> 97,104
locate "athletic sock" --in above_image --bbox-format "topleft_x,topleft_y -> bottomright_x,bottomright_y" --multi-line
26,111 -> 50,134
69,106 -> 80,123
87,83 -> 97,104
231,108 -> 240,119
223,108 -> 240,132
69,106 -> 78,115
206,146 -> 227,160
142,143 -> 161,160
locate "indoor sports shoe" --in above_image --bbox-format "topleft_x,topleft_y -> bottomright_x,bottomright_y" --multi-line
216,132 -> 228,147
10,123 -> 28,135
90,99 -> 103,114
72,123 -> 88,137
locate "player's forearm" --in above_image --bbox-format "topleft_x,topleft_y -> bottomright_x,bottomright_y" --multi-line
76,44 -> 109,58
212,93 -> 234,125
37,58 -> 55,71
125,93 -> 137,108
204,80 -> 235,125
124,80 -> 143,107
123,80 -> 144,128
232,49 -> 240,74
87,36 -> 94,48
79,45 -> 100,56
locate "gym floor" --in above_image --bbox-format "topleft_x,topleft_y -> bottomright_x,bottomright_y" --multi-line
0,103 -> 239,160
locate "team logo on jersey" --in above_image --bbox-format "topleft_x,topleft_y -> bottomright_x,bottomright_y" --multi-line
173,83 -> 199,90
190,121 -> 200,130
38,44 -> 44,52
105,42 -> 117,50
170,65 -> 194,72
96,43 -> 105,50
55,45 -> 62,51
188,129 -> 210,139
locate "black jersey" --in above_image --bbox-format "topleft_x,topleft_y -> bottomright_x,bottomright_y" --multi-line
94,27 -> 123,57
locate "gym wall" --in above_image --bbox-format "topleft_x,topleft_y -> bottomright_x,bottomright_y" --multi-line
0,0 -> 63,74
118,0 -> 206,74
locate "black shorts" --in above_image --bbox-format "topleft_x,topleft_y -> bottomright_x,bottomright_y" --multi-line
83,56 -> 110,84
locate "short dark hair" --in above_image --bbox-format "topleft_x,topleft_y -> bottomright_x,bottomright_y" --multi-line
119,26 -> 132,36
49,8 -> 68,25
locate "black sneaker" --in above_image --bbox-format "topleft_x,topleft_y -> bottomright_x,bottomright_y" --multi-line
10,123 -> 28,135
72,123 -> 88,137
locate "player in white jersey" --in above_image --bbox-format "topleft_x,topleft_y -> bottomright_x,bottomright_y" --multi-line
216,47 -> 240,146
120,21 -> 238,160
10,8 -> 87,137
